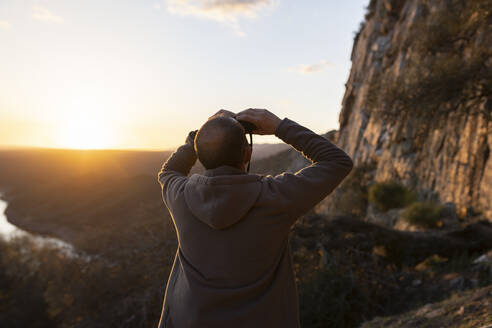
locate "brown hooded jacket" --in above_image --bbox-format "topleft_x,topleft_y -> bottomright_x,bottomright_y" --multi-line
157,117 -> 353,328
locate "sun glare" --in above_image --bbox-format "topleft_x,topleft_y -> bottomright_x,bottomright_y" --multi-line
57,114 -> 116,150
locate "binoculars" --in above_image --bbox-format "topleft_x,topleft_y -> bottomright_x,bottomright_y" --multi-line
237,120 -> 256,134
236,119 -> 256,173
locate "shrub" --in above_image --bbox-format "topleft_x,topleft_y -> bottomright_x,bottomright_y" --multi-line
299,262 -> 370,328
401,201 -> 443,229
0,232 -> 173,328
368,180 -> 415,211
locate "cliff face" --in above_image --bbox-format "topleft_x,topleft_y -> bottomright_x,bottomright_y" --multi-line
336,0 -> 492,219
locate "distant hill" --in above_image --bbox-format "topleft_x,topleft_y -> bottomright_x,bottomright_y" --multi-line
0,148 -> 171,194
250,143 -> 291,161
251,130 -> 338,176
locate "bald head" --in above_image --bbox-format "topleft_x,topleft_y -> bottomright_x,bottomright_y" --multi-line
195,116 -> 248,170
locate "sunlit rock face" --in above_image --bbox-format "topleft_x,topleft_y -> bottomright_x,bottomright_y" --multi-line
333,0 -> 491,219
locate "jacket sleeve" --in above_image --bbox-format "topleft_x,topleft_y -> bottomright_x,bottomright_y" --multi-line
264,117 -> 354,222
157,130 -> 198,209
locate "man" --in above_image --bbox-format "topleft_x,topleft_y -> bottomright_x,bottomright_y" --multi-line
157,108 -> 353,328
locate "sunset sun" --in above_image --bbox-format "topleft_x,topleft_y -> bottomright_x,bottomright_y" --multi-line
57,114 -> 116,150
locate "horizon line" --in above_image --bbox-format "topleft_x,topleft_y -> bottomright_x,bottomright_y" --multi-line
0,142 -> 287,153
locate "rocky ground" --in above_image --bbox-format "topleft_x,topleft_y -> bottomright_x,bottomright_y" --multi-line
291,210 -> 492,328
363,285 -> 492,328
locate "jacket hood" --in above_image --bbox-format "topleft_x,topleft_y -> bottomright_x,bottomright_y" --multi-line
184,166 -> 262,230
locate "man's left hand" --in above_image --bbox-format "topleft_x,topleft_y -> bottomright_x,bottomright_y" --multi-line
185,130 -> 198,148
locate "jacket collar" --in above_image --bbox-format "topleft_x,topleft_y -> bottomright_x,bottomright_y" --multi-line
203,165 -> 247,177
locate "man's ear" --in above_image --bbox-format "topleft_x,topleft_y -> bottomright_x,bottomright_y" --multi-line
243,144 -> 252,164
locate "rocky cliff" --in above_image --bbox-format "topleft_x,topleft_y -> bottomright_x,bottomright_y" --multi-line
335,0 -> 491,219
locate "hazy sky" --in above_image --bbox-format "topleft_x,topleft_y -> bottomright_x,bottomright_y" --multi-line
0,0 -> 368,150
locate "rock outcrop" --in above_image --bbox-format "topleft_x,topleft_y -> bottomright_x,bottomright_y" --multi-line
335,0 -> 491,219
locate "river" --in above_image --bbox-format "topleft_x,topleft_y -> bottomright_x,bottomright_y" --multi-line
0,198 -> 17,236
0,196 -> 92,261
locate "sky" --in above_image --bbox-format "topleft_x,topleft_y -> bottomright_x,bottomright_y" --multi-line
0,0 -> 368,150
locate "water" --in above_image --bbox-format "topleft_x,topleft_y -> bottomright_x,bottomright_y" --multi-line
0,198 -> 17,236
0,195 -> 92,261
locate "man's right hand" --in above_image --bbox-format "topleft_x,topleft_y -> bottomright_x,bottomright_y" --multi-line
235,108 -> 282,135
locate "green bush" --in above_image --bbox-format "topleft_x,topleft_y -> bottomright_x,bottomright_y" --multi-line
401,201 -> 443,229
368,181 -> 415,211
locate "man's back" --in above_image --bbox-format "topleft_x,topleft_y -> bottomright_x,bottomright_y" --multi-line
157,114 -> 353,328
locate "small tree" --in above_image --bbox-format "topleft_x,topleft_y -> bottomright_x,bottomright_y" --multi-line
401,201 -> 443,229
368,180 -> 415,211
